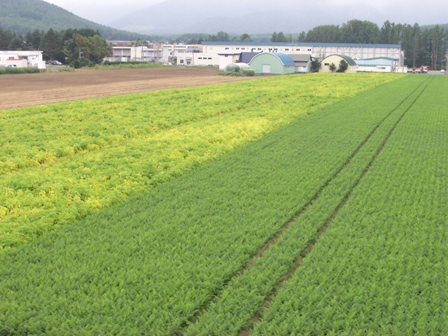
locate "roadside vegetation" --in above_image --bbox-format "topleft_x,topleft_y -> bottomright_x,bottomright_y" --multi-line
0,67 -> 41,75
92,61 -> 164,70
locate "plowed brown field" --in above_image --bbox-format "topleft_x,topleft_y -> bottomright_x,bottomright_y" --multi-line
0,67 -> 257,110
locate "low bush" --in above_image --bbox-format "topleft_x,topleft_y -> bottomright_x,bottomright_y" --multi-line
218,68 -> 256,77
243,69 -> 255,76
0,67 -> 42,75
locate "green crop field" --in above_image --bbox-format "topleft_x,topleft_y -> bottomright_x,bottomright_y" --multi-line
1,74 -> 446,335
0,73 -> 395,252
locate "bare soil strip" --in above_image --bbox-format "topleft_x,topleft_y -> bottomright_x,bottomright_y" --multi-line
239,77 -> 433,335
0,67 -> 257,110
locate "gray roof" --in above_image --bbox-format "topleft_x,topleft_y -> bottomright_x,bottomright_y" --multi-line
359,56 -> 399,61
338,54 -> 357,66
239,52 -> 260,63
202,41 -> 402,49
323,54 -> 357,66
288,54 -> 312,62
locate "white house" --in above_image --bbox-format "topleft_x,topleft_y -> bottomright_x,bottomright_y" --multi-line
0,51 -> 45,69
162,44 -> 202,64
104,46 -> 164,63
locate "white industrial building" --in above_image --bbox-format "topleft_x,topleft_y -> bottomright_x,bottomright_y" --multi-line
355,57 -> 406,73
104,46 -> 164,63
201,42 -> 405,67
0,51 -> 45,69
104,42 -> 407,74
105,44 -> 206,65
176,53 -> 218,66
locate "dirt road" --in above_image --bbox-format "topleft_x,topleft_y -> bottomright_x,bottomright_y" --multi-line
0,67 -> 257,110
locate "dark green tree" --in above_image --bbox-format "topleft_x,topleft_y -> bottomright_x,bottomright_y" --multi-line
337,59 -> 349,72
329,63 -> 336,72
0,28 -> 14,50
305,25 -> 340,43
240,33 -> 251,42
340,20 -> 379,43
277,32 -> 287,42
63,33 -> 111,65
40,28 -> 61,60
297,31 -> 306,42
216,31 -> 230,41
25,29 -> 44,50
311,58 -> 321,72
8,36 -> 25,50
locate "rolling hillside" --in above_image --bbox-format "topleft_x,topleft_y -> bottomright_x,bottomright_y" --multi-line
0,0 -> 151,40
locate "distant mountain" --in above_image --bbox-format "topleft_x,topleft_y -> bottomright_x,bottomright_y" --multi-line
0,0 -> 151,40
110,0 -> 343,35
109,0 -> 448,36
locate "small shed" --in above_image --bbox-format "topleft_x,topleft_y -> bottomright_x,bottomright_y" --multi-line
355,57 -> 399,72
288,54 -> 312,73
321,54 -> 357,73
217,51 -> 241,70
249,53 -> 296,75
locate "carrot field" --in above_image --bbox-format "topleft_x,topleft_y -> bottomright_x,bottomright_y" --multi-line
1,74 -> 447,335
0,73 -> 395,252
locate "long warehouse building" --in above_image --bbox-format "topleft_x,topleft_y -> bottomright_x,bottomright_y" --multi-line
200,42 -> 404,66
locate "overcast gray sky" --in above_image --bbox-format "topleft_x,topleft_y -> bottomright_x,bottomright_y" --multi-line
46,0 -> 447,30
46,0 -> 164,24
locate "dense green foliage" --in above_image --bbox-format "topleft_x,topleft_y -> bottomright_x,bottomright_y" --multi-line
0,67 -> 41,75
91,62 -> 164,70
0,27 -> 111,65
253,76 -> 447,334
0,0 -> 150,40
0,74 -> 396,253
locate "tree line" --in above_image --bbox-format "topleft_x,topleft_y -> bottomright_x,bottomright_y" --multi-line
0,27 -> 111,66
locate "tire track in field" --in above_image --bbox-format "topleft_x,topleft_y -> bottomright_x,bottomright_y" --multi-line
178,77 -> 432,335
239,76 -> 434,335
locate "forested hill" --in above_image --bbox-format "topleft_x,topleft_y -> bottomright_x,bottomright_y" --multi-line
0,0 -> 150,40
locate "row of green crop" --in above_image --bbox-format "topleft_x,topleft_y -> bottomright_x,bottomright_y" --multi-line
182,75 -> 432,335
0,73 -> 398,252
0,76 -> 423,335
252,76 -> 448,335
